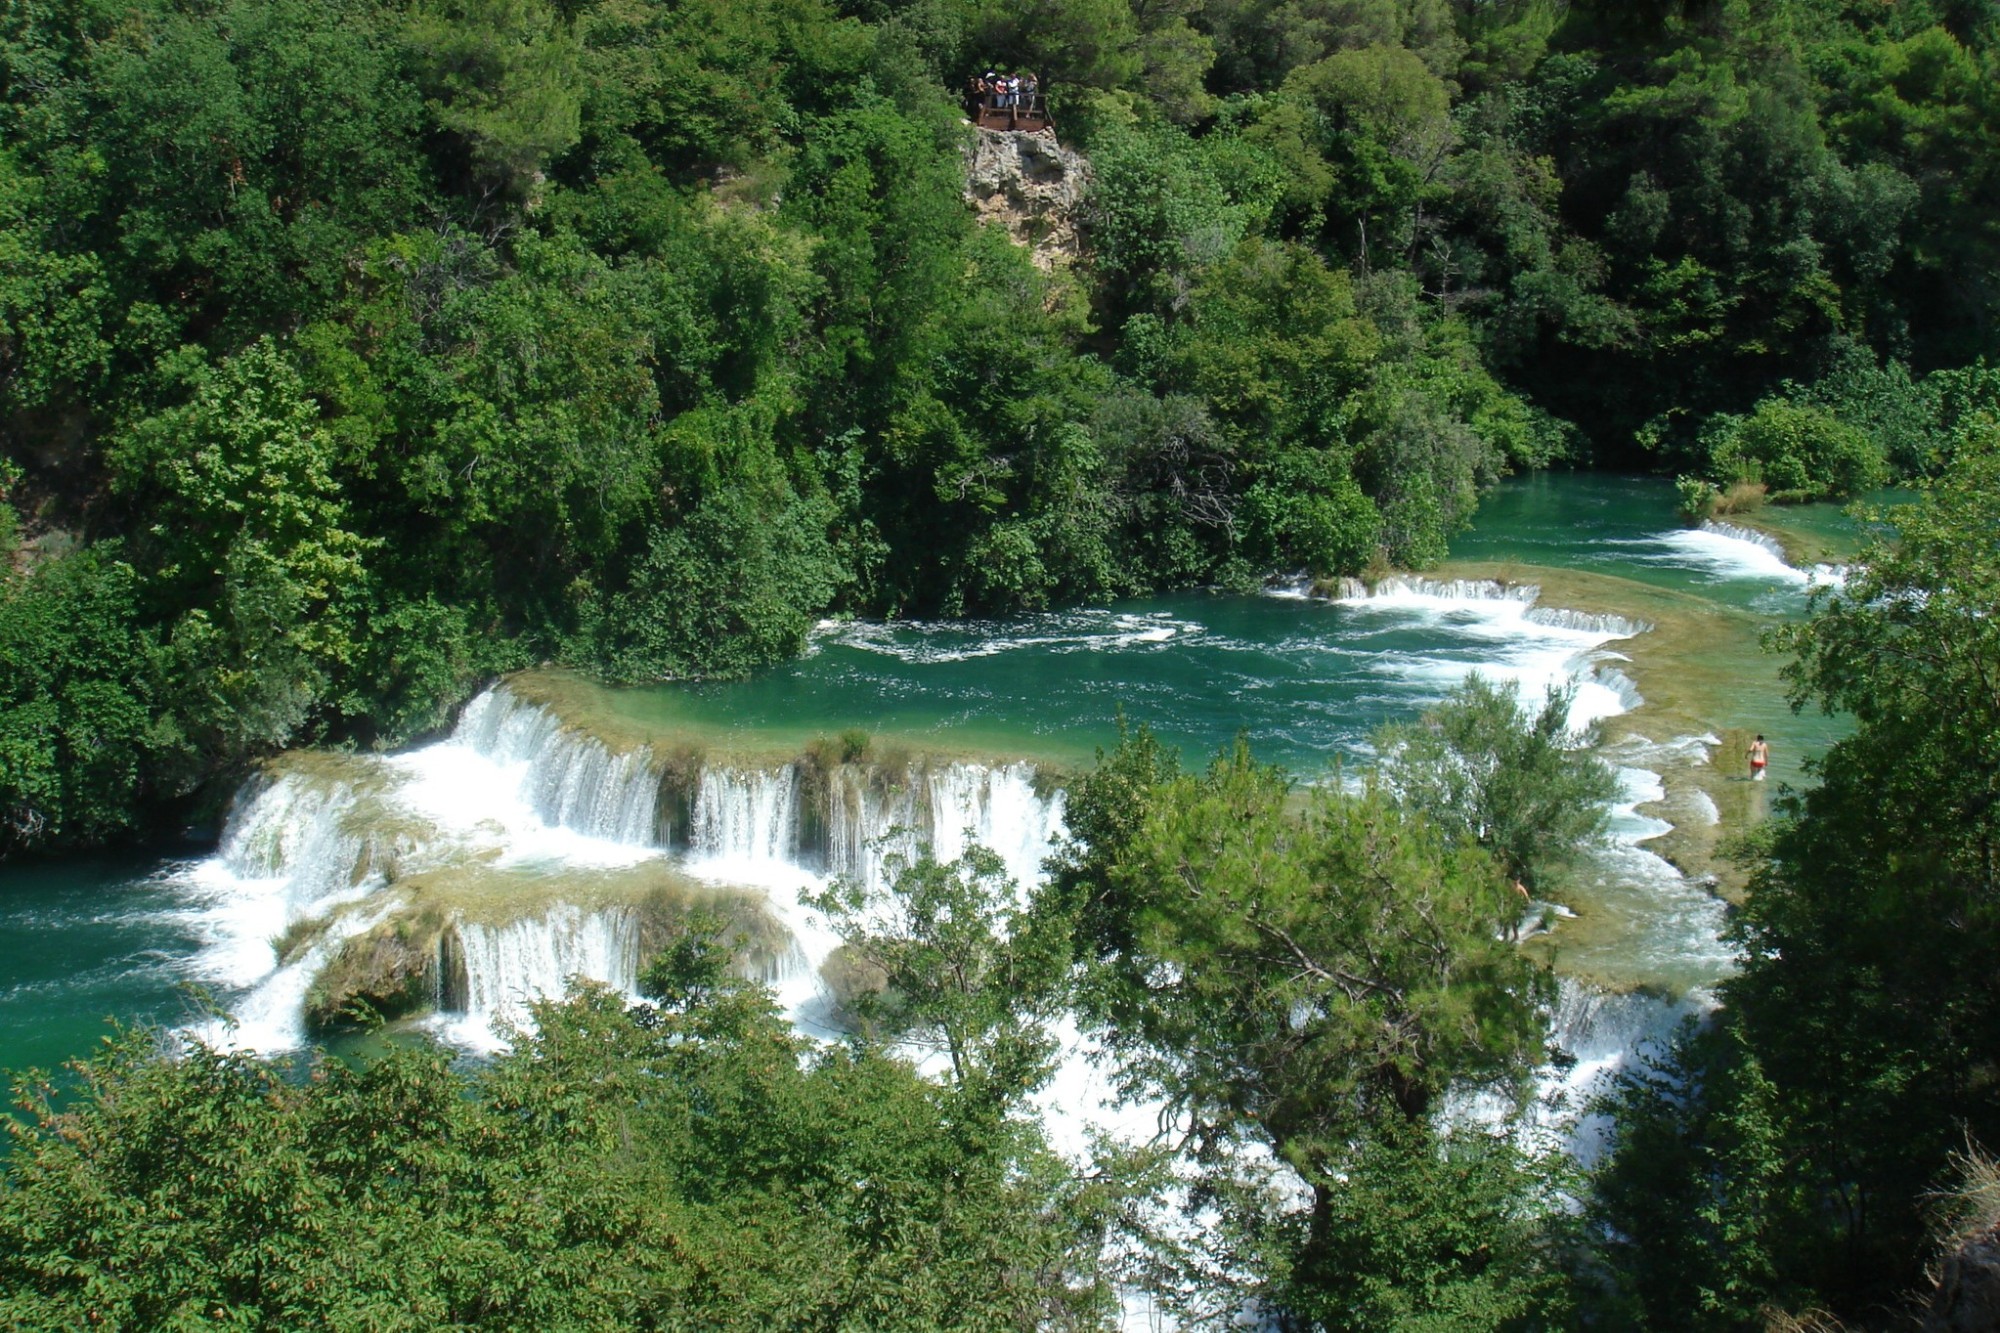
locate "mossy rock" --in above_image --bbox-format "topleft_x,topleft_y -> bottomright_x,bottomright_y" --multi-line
819,943 -> 891,1031
304,908 -> 449,1033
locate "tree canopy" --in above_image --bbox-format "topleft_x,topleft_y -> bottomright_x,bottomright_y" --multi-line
7,0 -> 2000,852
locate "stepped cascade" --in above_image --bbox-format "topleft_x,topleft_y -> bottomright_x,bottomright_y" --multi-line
190,684 -> 1068,1047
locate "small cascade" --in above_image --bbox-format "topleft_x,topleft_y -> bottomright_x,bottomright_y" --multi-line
824,764 -> 918,892
1699,519 -> 1788,559
823,761 -> 1065,897
216,769 -> 379,916
1544,978 -> 1710,1165
446,904 -> 642,1035
688,766 -> 803,871
1341,576 -> 1540,604
1658,520 -> 1813,585
190,896 -> 404,1053
924,764 -> 1066,896
1526,606 -> 1650,638
1594,666 -> 1645,716
453,687 -> 663,846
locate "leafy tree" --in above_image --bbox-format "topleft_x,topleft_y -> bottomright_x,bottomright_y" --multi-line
588,470 -> 843,682
1701,395 -> 1887,500
407,0 -> 583,194
1591,1023 -> 1821,1331
809,843 -> 1071,1102
1,963 -> 1119,1328
1050,732 -> 1561,1322
109,338 -> 373,760
1375,673 -> 1620,889
1279,1117 -> 1578,1333
1596,433 -> 2000,1320
0,545 -> 182,852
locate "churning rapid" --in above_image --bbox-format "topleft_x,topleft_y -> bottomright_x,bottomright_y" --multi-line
0,474 -> 1869,1153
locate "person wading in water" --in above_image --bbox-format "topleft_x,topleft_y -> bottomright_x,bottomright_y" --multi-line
1748,734 -> 1770,781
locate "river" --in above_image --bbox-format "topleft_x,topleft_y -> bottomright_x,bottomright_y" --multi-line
0,474 -> 1876,1125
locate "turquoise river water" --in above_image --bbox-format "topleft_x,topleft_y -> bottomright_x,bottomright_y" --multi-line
0,474 -> 1881,1089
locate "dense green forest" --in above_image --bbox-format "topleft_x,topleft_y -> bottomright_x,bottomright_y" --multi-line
6,0 -> 2000,1326
7,0 -> 2000,851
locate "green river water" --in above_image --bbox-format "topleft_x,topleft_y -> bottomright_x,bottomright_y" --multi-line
0,473 -> 1884,1081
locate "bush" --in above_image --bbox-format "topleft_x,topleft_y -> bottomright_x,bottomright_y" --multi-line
1374,674 -> 1620,888
591,487 -> 842,683
1704,398 -> 1887,502
0,545 -> 186,852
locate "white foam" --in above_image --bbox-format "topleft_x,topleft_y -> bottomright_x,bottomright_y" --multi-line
168,687 -> 1083,1065
430,903 -> 644,1053
1646,520 -> 1829,587
1335,579 -> 1644,736
188,896 -> 402,1053
1261,572 -> 1315,600
820,608 -> 1197,664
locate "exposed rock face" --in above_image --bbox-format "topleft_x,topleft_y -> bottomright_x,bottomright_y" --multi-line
963,127 -> 1089,272
305,911 -> 447,1031
1927,1225 -> 2000,1333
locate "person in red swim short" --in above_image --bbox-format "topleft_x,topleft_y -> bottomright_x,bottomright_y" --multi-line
1748,734 -> 1770,781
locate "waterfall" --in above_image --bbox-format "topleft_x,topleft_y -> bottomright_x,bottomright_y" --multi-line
215,768 -> 384,918
182,684 -> 1072,1054
689,766 -> 803,869
1339,576 -> 1540,604
446,904 -> 643,1036
1699,519 -> 1788,560
1527,606 -> 1650,638
823,762 -> 1065,897
1544,978 -> 1709,1166
453,687 -> 664,846
1594,666 -> 1645,715
924,763 -> 1067,896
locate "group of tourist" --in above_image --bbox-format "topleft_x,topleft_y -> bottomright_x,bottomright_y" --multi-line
966,70 -> 1042,117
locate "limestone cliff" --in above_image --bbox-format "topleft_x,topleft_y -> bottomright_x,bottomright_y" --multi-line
963,127 -> 1088,272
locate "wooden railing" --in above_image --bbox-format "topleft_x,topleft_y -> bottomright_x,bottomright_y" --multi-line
966,87 -> 1054,136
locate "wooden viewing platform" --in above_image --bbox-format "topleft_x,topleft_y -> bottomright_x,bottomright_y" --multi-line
965,78 -> 1055,137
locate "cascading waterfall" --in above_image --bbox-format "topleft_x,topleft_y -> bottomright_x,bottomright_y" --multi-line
180,682 -> 1074,1053
440,904 -> 643,1045
1527,607 -> 1651,637
1543,978 -> 1709,1166
1700,519 -> 1788,559
820,761 -> 1064,897
1340,575 -> 1542,604
170,764 -> 424,1028
454,687 -> 664,845
924,763 -> 1066,895
176,595 -> 1720,1191
214,769 -> 384,918
1595,666 -> 1645,715
689,766 -> 803,870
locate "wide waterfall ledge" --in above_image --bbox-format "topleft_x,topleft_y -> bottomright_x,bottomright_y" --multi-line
183,682 -> 1067,1053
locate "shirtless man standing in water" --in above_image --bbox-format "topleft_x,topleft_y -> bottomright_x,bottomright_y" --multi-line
1748,734 -> 1770,781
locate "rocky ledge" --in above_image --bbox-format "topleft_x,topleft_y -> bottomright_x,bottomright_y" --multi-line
963,127 -> 1088,272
